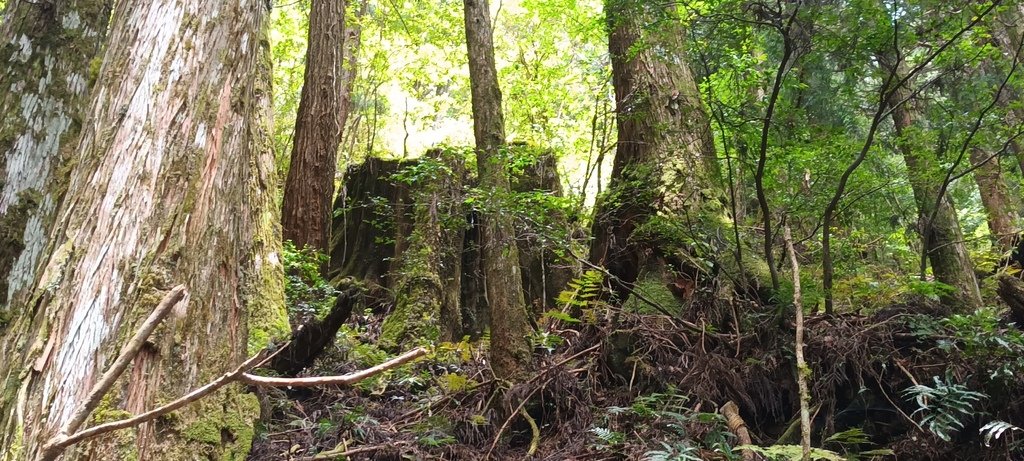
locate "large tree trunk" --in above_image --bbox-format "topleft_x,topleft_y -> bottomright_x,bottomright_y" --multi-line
280,0 -> 347,253
0,0 -> 111,315
589,0 -> 718,301
0,0 -> 286,458
883,59 -> 983,311
381,151 -> 466,347
463,0 -> 532,380
969,147 -> 1019,252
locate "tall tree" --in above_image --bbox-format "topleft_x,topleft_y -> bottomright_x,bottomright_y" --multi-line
969,146 -> 1019,251
993,3 -> 1024,174
0,0 -> 286,458
281,0 -> 347,253
463,0 -> 532,380
589,0 -> 718,300
882,56 -> 983,310
0,0 -> 111,314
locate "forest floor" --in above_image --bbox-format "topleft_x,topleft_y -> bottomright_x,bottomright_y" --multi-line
247,297 -> 1024,460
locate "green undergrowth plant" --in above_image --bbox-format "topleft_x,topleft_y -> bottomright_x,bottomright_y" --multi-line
591,387 -> 740,459
282,241 -> 337,323
910,307 -> 1024,381
903,373 -> 987,442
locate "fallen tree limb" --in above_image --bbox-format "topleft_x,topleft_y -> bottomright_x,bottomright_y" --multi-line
60,285 -> 188,437
41,345 -> 427,460
41,344 -> 275,461
240,347 -> 428,387
720,401 -> 754,461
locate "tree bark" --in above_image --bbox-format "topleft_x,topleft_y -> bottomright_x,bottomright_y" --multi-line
589,0 -> 718,301
993,4 -> 1024,174
463,0 -> 532,380
882,58 -> 983,311
511,149 -> 576,314
381,151 -> 466,347
281,0 -> 347,253
0,0 -> 286,458
0,0 -> 111,317
969,147 -> 1019,252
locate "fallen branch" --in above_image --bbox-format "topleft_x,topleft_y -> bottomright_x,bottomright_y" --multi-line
41,346 -> 427,460
60,285 -> 188,437
720,401 -> 754,461
240,347 -> 428,387
41,345 -> 275,461
299,442 -> 400,460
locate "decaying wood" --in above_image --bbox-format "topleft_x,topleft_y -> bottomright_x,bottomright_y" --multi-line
720,401 -> 754,461
512,149 -> 576,314
270,282 -> 362,376
997,275 -> 1024,327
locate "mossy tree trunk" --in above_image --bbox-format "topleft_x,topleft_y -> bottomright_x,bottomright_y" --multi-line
463,0 -> 532,380
511,149 -> 576,314
589,0 -> 718,302
882,58 -> 983,311
280,0 -> 348,254
970,146 -> 1019,252
0,0 -> 287,458
0,0 -> 111,318
381,151 -> 466,347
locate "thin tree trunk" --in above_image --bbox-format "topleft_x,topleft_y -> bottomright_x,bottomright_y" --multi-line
463,0 -> 532,380
589,0 -> 718,301
281,0 -> 347,253
0,0 -> 285,458
0,0 -> 111,314
882,58 -> 983,311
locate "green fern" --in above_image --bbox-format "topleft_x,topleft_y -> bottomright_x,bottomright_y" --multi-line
643,442 -> 702,461
903,374 -> 987,442
980,420 -> 1022,447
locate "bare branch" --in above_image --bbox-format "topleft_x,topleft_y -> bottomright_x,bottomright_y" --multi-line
59,285 -> 188,437
240,347 -> 428,388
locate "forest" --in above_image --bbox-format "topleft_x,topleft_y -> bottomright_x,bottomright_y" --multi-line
2,0 -> 1024,459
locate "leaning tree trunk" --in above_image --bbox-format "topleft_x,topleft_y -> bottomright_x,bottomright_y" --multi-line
280,0 -> 347,253
883,59 -> 983,311
589,0 -> 718,302
0,0 -> 287,459
463,0 -> 532,380
0,0 -> 111,316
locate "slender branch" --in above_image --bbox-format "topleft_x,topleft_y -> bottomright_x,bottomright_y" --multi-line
783,225 -> 811,461
754,1 -> 800,292
60,285 -> 188,437
240,347 -> 428,387
41,347 -> 277,461
485,378 -> 550,459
